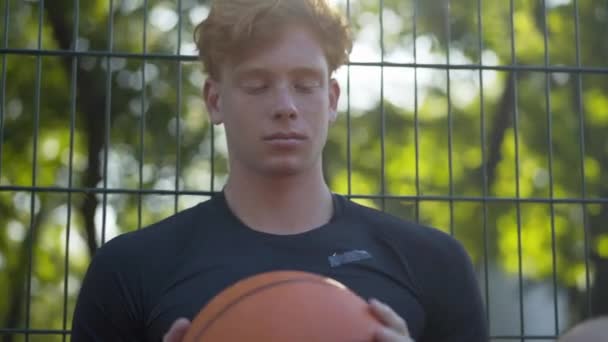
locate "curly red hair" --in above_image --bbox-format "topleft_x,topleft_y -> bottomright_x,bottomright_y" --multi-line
194,0 -> 352,79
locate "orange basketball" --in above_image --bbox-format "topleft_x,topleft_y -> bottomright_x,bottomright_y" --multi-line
182,270 -> 382,342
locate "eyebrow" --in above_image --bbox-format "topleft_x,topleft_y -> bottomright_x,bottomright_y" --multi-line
288,67 -> 324,79
233,67 -> 325,81
233,68 -> 271,82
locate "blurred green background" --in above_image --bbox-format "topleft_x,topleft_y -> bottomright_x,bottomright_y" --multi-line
0,0 -> 607,341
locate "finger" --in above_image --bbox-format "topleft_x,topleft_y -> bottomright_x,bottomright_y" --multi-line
369,298 -> 410,336
374,326 -> 415,342
162,318 -> 191,342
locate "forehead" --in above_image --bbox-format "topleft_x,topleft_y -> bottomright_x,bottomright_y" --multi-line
224,26 -> 329,78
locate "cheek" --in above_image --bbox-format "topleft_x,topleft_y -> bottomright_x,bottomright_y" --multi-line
223,96 -> 254,124
298,94 -> 328,117
231,94 -> 272,119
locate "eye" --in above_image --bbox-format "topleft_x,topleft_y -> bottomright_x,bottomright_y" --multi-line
294,84 -> 313,93
241,82 -> 268,94
294,80 -> 320,93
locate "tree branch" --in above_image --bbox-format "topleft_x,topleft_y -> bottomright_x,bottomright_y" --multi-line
44,2 -> 106,258
482,72 -> 516,185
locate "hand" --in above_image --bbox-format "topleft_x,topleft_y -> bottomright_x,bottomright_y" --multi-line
369,298 -> 414,342
162,318 -> 191,342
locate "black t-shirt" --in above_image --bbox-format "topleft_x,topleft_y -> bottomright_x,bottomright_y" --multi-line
71,192 -> 488,341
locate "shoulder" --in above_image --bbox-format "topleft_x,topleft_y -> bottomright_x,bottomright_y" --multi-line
340,196 -> 465,259
75,198 -> 220,318
71,201 -> 213,340
92,197 -> 217,267
336,196 -> 488,340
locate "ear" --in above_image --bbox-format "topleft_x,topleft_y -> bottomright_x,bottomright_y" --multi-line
328,78 -> 340,123
203,78 -> 223,125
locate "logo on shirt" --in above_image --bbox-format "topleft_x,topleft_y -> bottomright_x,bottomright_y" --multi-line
328,249 -> 372,267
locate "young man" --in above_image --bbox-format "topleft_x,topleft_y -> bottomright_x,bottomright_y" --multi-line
71,0 -> 487,341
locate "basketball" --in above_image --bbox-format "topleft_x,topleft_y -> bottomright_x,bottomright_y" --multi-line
182,270 -> 382,342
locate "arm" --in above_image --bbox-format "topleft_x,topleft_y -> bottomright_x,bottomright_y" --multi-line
424,239 -> 488,341
71,239 -> 144,341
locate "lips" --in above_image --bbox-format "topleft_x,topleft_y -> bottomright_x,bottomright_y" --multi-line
263,132 -> 307,141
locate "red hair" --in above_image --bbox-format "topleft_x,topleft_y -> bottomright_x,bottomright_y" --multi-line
194,0 -> 352,79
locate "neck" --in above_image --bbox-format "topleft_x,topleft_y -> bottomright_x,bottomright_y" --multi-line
223,165 -> 334,235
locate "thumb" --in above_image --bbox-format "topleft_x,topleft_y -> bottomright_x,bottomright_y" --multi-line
162,318 -> 191,342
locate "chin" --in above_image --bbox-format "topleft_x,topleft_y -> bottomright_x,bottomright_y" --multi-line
260,160 -> 310,177
264,165 -> 303,177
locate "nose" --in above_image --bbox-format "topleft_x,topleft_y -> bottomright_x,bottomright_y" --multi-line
272,86 -> 298,120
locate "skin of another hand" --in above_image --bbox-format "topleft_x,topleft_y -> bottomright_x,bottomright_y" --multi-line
558,317 -> 608,342
162,299 -> 413,342
369,298 -> 414,342
162,318 -> 191,342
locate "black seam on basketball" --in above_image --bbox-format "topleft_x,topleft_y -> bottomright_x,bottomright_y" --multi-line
192,277 -> 341,340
